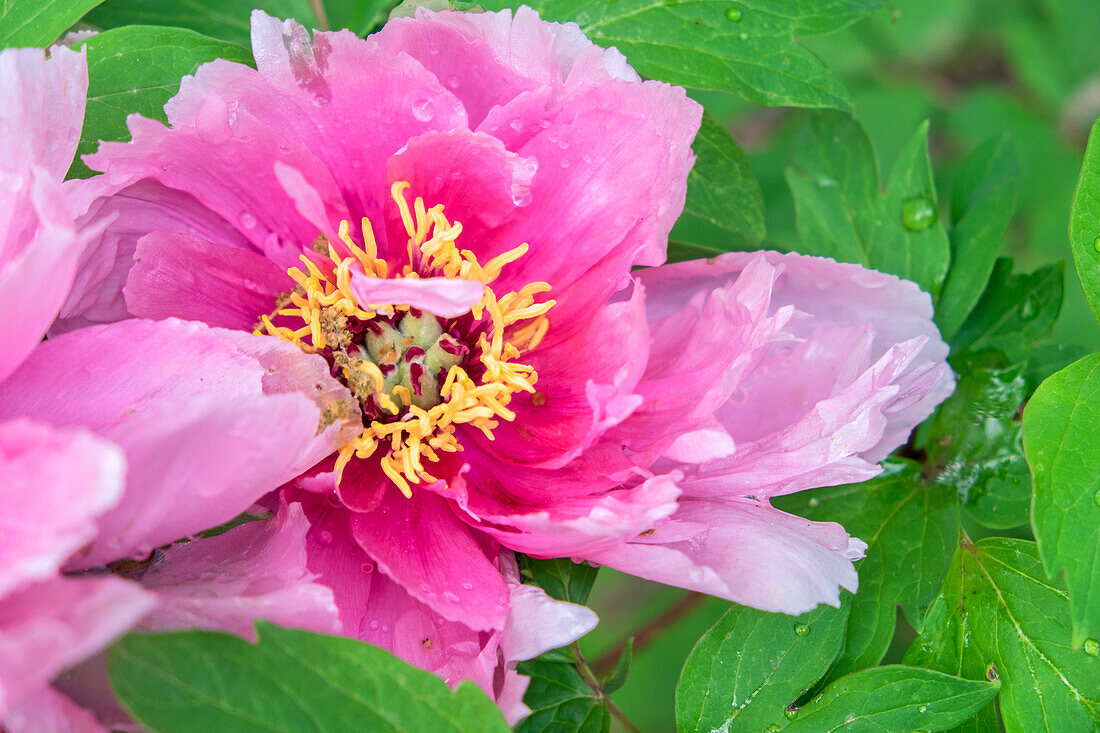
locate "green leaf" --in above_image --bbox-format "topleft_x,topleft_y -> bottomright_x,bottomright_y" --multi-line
1070,116 -> 1100,324
480,0 -> 885,110
776,461 -> 958,682
950,258 -> 1064,362
926,352 -> 1031,529
517,648 -> 610,733
936,134 -> 1020,341
786,111 -> 951,297
672,111 -> 765,249
68,26 -> 252,179
1024,354 -> 1100,646
518,556 -> 599,605
108,622 -> 510,733
323,0 -> 399,34
783,665 -> 1000,733
906,539 -> 1100,732
674,597 -> 849,733
0,0 -> 104,48
600,638 -> 632,695
84,0 -> 318,48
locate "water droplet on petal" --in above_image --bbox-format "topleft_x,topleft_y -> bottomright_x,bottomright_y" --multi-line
461,582 -> 474,591
411,97 -> 435,122
361,562 -> 374,574
239,212 -> 258,230
1084,638 -> 1099,656
901,196 -> 938,232
558,140 -> 569,150
560,159 -> 571,168
509,118 -> 523,133
317,529 -> 333,545
446,75 -> 461,90
794,623 -> 811,637
442,591 -> 460,603
368,619 -> 380,630
729,387 -> 746,404
726,7 -> 742,21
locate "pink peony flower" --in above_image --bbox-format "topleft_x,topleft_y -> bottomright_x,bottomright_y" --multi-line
64,5 -> 951,718
0,45 -> 352,730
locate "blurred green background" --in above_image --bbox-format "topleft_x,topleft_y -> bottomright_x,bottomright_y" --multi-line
586,1 -> 1100,729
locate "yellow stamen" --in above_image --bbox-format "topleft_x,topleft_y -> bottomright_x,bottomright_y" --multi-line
257,182 -> 553,497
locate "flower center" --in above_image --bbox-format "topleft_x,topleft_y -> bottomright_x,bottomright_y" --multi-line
256,182 -> 553,497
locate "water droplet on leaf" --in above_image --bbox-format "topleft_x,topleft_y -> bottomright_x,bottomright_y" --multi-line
902,197 -> 938,232
1093,235 -> 1100,253
1020,295 -> 1040,320
1093,488 -> 1100,506
794,623 -> 810,636
1084,638 -> 1099,656
726,8 -> 742,21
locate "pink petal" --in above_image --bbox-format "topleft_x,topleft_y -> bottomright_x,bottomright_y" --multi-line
0,577 -> 154,716
0,319 -> 361,566
0,421 -> 124,597
469,283 -> 649,468
348,270 -> 484,318
124,231 -> 290,329
348,489 -> 510,631
139,502 -> 339,639
2,685 -> 108,733
503,584 -> 597,661
0,46 -> 86,179
639,251 -> 953,463
58,178 -> 256,331
585,498 -> 864,614
0,169 -> 81,381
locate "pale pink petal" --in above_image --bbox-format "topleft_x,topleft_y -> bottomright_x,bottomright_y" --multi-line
0,46 -> 86,178
139,503 -> 339,639
348,489 -> 510,631
349,270 -> 484,318
503,584 -> 597,661
639,251 -> 953,463
2,685 -> 108,733
0,319 -> 361,566
0,421 -> 123,597
0,577 -> 154,717
585,499 -> 864,614
0,169 -> 81,381
124,231 -> 290,329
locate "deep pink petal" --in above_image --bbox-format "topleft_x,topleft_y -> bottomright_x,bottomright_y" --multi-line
0,319 -> 361,566
0,421 -> 123,597
585,498 -> 865,614
469,283 -> 648,468
0,577 -> 154,716
124,231 -> 290,329
139,502 -> 339,639
0,46 -> 86,179
348,489 -> 509,631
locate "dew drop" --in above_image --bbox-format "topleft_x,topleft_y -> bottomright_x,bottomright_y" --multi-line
784,705 -> 799,720
558,140 -> 569,150
461,582 -> 474,591
238,212 -> 258,230
729,387 -> 746,404
739,32 -> 749,40
368,619 -> 380,630
1094,488 -> 1100,506
1020,294 -> 1040,320
538,118 -> 551,129
726,7 -> 742,21
1084,638 -> 1099,656
901,196 -> 938,232
815,176 -> 837,188
807,497 -> 820,508
918,705 -> 928,713
443,591 -> 460,603
1092,234 -> 1100,253
509,118 -> 524,133
763,726 -> 781,733
361,562 -> 374,574
560,158 -> 572,168
317,529 -> 333,545
411,97 -> 435,122
794,623 -> 811,637
446,75 -> 461,90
